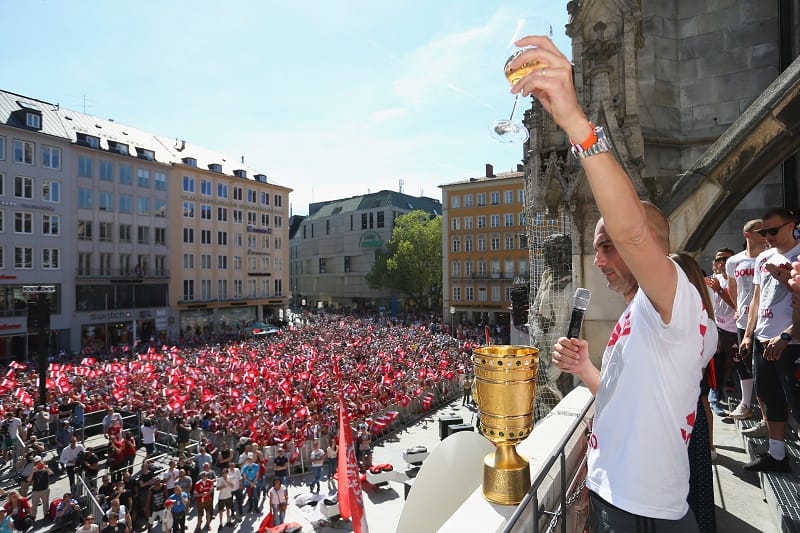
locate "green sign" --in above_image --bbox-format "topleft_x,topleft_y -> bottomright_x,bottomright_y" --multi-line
359,230 -> 383,248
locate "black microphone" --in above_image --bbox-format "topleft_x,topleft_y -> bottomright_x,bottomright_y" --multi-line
566,288 -> 591,339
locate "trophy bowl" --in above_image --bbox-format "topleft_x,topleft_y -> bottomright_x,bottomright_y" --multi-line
472,345 -> 539,505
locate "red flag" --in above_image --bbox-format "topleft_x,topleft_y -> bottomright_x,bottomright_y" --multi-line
337,387 -> 369,533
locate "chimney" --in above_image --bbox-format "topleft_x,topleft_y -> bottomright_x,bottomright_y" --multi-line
485,163 -> 494,177
517,163 -> 524,172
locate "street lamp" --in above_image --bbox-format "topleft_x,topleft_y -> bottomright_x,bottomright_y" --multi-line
449,305 -> 456,338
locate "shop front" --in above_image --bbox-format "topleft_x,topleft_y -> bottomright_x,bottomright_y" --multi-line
78,307 -> 170,351
217,305 -> 258,335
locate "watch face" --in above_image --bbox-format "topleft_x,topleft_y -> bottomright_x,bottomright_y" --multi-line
781,332 -> 792,342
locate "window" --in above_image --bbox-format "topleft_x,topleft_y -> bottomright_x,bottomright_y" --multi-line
154,172 -> 166,191
464,236 -> 473,252
78,253 -> 91,276
261,191 -> 269,205
155,255 -> 166,276
274,194 -> 282,207
201,254 -> 211,269
201,280 -> 212,300
464,194 -> 473,207
14,212 -> 32,233
42,248 -> 59,269
120,254 -> 131,275
451,218 -> 460,230
78,220 -> 92,240
200,180 -> 211,195
218,256 -> 228,269
15,176 -> 33,199
233,187 -> 243,201
183,280 -> 195,301
100,254 -> 112,276
78,188 -> 92,209
519,212 -> 526,226
518,189 -> 524,203
504,214 -> 514,226
41,180 -> 60,202
214,279 -> 229,300
519,259 -> 529,275
137,169 -> 150,188
377,211 -> 385,228
247,189 -> 256,203
0,210 -> 3,233
0,173 -> 3,195
40,214 -> 59,236
99,222 -> 112,242
477,216 -> 486,229
183,254 -> 194,269
119,164 -> 132,185
491,259 -> 500,277
319,258 -> 327,273
15,247 -> 32,269
505,235 -> 515,249
217,207 -> 227,222
42,146 -> 61,169
452,287 -> 461,300
155,227 -> 166,245
154,199 -> 166,217
77,133 -> 100,148
490,192 -> 500,205
99,161 -> 113,181
274,279 -> 282,295
0,137 -> 4,160
99,191 -> 113,211
464,216 -> 473,229
478,237 -> 486,251
452,261 -> 461,277
13,140 -> 33,164
505,259 -> 515,276
137,226 -> 149,244
137,197 -> 149,215
478,288 -> 487,301
465,287 -> 474,301
248,280 -> 256,297
477,260 -> 487,275
183,202 -> 195,218
505,191 -> 514,204
201,229 -> 211,244
450,195 -> 460,209
119,194 -> 132,214
119,224 -> 132,243
477,193 -> 486,206
233,256 -> 242,270
248,212 -> 258,225
78,156 -> 93,177
183,228 -> 194,244
490,215 -> 499,228
452,238 -> 461,253
361,213 -> 367,229
233,209 -> 242,224
200,204 -> 211,220
217,183 -> 228,198
183,176 -> 195,193
217,231 -> 227,245
491,237 -> 500,250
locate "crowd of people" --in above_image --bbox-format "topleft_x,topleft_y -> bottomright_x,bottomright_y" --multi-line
0,314 -> 478,531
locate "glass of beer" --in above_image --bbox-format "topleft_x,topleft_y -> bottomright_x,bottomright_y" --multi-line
489,24 -> 550,143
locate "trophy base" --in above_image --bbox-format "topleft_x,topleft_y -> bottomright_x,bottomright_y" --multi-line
482,451 -> 531,506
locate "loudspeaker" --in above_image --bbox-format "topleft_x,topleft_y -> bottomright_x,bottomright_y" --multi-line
447,423 -> 474,437
438,416 -> 463,440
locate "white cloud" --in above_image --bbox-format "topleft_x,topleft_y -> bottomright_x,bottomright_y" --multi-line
368,108 -> 408,123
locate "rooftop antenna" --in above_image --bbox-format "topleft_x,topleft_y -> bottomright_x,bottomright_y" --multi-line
399,179 -> 404,194
241,155 -> 245,164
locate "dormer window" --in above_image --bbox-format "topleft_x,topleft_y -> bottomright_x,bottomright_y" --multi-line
254,173 -> 267,183
182,157 -> 197,167
136,147 -> 155,161
107,140 -> 129,155
76,133 -> 100,149
233,169 -> 247,179
208,163 -> 222,173
25,113 -> 41,129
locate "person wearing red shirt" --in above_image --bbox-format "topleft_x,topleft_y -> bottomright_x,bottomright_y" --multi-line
193,471 -> 215,530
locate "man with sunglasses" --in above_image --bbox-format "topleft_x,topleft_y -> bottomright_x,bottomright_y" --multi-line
739,207 -> 800,472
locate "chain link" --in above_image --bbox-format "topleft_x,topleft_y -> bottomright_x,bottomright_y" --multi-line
543,475 -> 586,533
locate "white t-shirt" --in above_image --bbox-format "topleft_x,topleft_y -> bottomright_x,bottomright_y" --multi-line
140,425 -> 156,445
586,264 -> 707,520
711,274 -> 737,333
753,244 -> 800,342
216,476 -> 233,500
725,251 -> 757,331
227,468 -> 242,491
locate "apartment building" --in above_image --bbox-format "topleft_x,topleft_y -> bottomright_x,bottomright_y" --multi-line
440,165 -> 528,327
169,145 -> 291,338
0,89 -> 292,357
290,190 -> 441,311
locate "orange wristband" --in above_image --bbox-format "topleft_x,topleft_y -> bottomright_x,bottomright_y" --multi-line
570,122 -> 597,151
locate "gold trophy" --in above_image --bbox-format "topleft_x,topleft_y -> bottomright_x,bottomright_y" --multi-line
472,345 -> 539,505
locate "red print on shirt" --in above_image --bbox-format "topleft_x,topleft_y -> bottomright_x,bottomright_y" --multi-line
607,312 -> 632,348
680,411 -> 696,445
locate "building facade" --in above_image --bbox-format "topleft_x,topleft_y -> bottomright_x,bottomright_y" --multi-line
0,89 -> 292,358
440,166 -> 529,328
290,190 -> 441,312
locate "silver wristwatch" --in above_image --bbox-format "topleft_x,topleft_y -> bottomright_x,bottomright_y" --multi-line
570,126 -> 611,159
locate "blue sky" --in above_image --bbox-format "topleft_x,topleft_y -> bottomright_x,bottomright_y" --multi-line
3,0 -> 569,215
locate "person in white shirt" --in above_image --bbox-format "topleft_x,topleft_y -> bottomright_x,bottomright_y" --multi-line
739,207 -> 800,473
526,34 -> 707,530
140,419 -> 156,457
162,459 -> 179,490
59,436 -> 84,490
704,249 -> 738,418
267,477 -> 288,526
215,469 -> 234,528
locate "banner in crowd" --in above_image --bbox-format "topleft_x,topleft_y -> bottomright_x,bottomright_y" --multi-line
337,380 -> 369,533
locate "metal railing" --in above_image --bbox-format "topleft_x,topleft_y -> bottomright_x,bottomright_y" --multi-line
502,397 -> 594,533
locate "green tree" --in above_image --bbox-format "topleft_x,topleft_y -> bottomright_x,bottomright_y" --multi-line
366,210 -> 442,310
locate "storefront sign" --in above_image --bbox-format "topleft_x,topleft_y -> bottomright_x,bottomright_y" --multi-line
0,275 -> 17,280
0,322 -> 24,332
246,225 -> 272,234
359,230 -> 383,248
88,311 -> 132,321
248,272 -> 272,277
